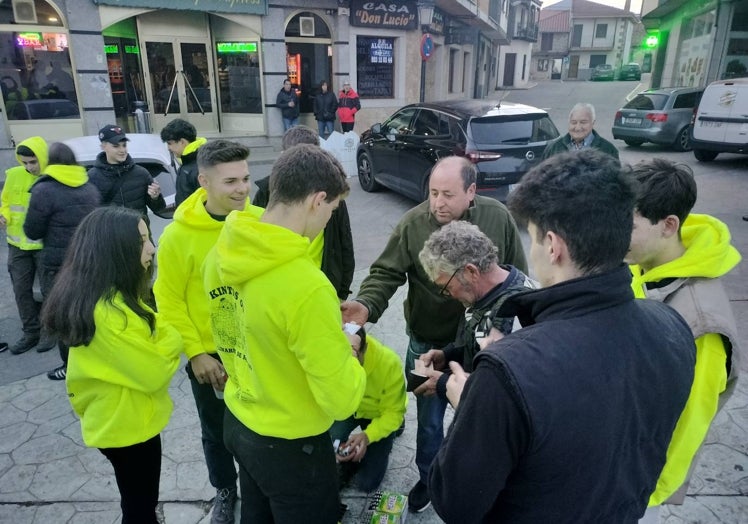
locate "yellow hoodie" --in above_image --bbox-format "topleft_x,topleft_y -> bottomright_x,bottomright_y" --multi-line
1,136 -> 48,249
203,210 -> 366,439
154,188 -> 263,360
67,293 -> 182,448
355,335 -> 407,443
630,214 -> 741,506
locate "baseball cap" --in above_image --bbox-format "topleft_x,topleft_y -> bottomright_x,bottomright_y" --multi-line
98,125 -> 129,144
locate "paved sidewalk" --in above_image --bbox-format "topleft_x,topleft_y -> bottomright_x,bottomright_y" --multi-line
1,268 -> 747,523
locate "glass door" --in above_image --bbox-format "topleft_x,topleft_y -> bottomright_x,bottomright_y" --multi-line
143,39 -> 218,133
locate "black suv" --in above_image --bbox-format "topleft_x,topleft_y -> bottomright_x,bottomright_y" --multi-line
356,100 -> 560,202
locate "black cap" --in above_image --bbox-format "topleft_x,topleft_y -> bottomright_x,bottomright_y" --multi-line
98,125 -> 129,144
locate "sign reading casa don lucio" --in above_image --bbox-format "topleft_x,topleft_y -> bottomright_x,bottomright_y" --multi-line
350,0 -> 418,30
93,0 -> 267,16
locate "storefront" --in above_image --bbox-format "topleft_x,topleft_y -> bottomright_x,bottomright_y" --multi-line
97,2 -> 266,135
0,0 -> 83,145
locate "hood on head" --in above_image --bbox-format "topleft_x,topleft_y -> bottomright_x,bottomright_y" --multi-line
16,136 -> 49,173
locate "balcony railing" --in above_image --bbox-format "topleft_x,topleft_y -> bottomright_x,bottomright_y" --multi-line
512,24 -> 538,41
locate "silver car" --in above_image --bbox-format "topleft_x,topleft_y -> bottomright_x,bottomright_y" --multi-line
612,87 -> 703,151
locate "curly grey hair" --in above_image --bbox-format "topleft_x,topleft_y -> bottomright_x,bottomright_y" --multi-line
419,221 -> 499,282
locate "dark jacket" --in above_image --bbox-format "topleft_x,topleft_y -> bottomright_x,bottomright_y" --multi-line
253,177 -> 354,299
24,164 -> 100,269
175,137 -> 207,207
541,129 -> 620,160
435,265 -> 534,400
87,152 -> 166,219
276,88 -> 300,119
337,89 -> 361,124
314,91 -> 338,122
430,265 -> 696,524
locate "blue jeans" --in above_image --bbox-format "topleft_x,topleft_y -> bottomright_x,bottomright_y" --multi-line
329,417 -> 396,492
187,359 -> 238,491
317,120 -> 334,139
282,117 -> 298,131
406,336 -> 447,483
224,409 -> 339,524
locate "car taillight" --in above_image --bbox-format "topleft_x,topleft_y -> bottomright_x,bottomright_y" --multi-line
465,150 -> 502,163
615,111 -> 622,120
646,113 -> 667,123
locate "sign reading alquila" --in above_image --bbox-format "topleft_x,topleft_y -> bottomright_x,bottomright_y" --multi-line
350,1 -> 417,30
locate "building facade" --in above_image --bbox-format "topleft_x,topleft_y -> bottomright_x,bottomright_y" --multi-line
642,0 -> 747,89
0,0 -> 524,156
531,0 -> 639,81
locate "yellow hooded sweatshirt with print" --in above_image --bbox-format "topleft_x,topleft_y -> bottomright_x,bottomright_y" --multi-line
0,136 -> 48,249
203,210 -> 366,439
67,293 -> 183,448
630,214 -> 741,506
153,188 -> 263,360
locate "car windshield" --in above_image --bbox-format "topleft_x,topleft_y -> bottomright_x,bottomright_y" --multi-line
623,94 -> 668,111
469,115 -> 559,145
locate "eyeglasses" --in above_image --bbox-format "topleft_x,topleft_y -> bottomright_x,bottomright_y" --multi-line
439,267 -> 461,297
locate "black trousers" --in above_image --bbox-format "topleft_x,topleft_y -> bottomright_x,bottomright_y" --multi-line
39,265 -> 68,364
99,434 -> 162,524
341,122 -> 355,132
7,245 -> 41,336
224,409 -> 339,524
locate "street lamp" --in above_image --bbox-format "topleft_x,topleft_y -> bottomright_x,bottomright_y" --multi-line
418,0 -> 435,103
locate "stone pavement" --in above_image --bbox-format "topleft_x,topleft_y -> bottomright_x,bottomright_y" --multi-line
1,266 -> 747,523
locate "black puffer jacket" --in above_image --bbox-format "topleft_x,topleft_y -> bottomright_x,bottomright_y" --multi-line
87,152 -> 166,217
24,165 -> 100,269
314,90 -> 338,122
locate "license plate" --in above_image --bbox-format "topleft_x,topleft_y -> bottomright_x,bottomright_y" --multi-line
700,121 -> 722,128
622,117 -> 642,125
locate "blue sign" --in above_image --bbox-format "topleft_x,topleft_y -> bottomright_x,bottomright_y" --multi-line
421,34 -> 434,61
370,39 -> 394,64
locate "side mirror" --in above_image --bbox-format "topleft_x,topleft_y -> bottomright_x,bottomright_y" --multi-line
371,123 -> 382,134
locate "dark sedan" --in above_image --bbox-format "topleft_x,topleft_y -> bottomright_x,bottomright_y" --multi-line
356,100 -> 560,202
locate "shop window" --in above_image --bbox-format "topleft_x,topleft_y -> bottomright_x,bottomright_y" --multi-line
104,37 -> 146,128
216,42 -> 261,113
538,59 -> 549,72
1,30 -> 79,120
356,36 -> 394,99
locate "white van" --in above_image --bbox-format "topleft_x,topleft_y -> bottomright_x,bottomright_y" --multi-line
690,78 -> 748,162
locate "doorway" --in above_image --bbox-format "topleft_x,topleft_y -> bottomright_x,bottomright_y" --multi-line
568,55 -> 580,79
284,13 -> 332,116
142,39 -> 218,132
503,53 -> 516,87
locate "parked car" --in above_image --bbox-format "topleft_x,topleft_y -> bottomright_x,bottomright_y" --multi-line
591,64 -> 615,81
612,87 -> 703,151
9,99 -> 80,120
356,100 -> 560,203
690,78 -> 748,162
63,133 -> 178,219
618,63 -> 642,81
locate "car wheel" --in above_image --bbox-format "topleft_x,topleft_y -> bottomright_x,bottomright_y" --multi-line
624,139 -> 644,147
358,151 -> 381,192
672,127 -> 692,152
693,149 -> 718,162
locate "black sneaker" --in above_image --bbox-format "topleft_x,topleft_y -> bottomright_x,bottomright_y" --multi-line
408,480 -> 431,513
0,342 -> 8,353
395,420 -> 405,437
47,365 -> 67,381
211,487 -> 237,524
10,334 -> 40,355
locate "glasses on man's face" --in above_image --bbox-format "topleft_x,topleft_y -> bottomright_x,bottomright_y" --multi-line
439,267 -> 461,297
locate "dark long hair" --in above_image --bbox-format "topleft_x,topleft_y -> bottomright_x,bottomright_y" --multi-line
42,207 -> 155,346
47,142 -> 78,165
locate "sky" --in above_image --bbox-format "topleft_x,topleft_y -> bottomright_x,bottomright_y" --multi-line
543,0 -> 644,15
